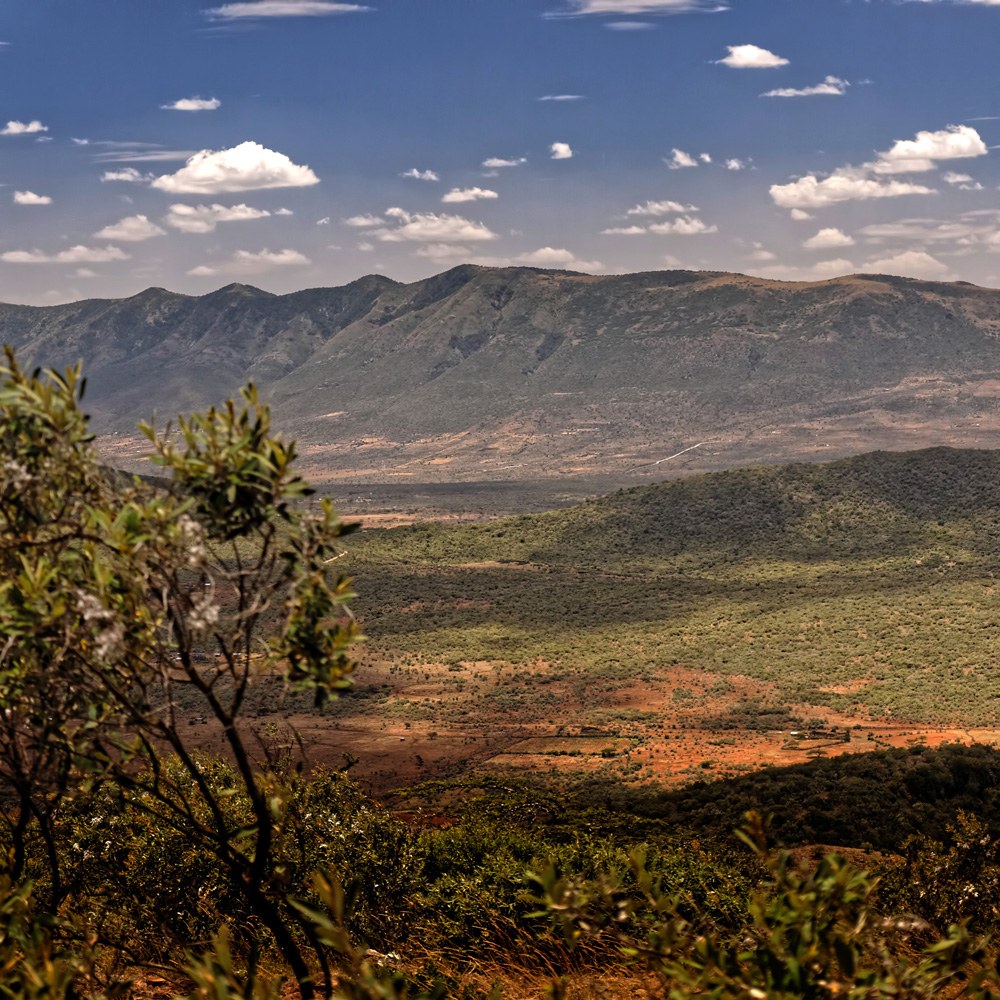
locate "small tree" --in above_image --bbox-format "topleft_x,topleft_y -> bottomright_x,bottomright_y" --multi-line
0,350 -> 360,997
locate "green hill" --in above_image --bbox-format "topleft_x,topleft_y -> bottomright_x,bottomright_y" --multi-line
346,447 -> 1000,727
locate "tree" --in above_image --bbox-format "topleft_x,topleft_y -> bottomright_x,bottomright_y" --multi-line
0,349 -> 360,998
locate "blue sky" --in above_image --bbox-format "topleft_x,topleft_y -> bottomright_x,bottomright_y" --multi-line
3,0 -> 1000,302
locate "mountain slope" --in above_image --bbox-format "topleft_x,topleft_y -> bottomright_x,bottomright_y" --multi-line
5,266 -> 1000,481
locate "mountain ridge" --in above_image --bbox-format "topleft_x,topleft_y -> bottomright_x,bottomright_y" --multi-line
6,265 -> 1000,483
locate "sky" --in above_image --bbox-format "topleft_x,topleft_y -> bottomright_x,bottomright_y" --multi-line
3,0 -> 1000,303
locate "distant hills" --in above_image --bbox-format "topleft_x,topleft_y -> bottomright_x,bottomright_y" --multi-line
5,265 -> 1000,482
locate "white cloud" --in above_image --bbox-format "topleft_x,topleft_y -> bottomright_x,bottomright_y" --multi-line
803,227 -> 855,249
101,167 -> 153,182
870,125 -> 987,174
539,94 -> 584,101
716,44 -> 789,68
554,0 -> 729,14
373,207 -> 497,243
2,245 -> 131,264
401,168 -> 440,181
770,170 -> 935,209
748,248 -> 777,262
187,248 -> 311,276
75,269 -> 97,278
627,199 -> 696,215
204,1 -> 371,18
415,243 -> 471,259
275,207 -> 293,215
601,225 -> 649,235
666,148 -> 698,169
699,152 -> 712,163
942,170 -> 983,190
771,124 -> 988,211
790,208 -> 814,220
648,216 -> 718,235
13,191 -> 52,206
763,76 -> 849,98
357,241 -> 375,252
441,187 -> 499,203
471,246 -> 603,272
343,213 -> 385,227
1,120 -> 48,135
164,203 -> 271,233
755,258 -> 854,280
95,149 -> 196,163
71,138 -> 89,145
94,215 -> 167,241
482,156 -> 527,168
856,216 -> 999,246
161,97 -> 221,111
725,158 -> 746,171
864,250 -> 950,279
550,141 -> 573,159
151,141 -> 319,194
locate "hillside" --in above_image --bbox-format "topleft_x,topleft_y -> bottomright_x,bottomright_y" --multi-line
5,266 -> 1000,483
336,446 -> 1000,764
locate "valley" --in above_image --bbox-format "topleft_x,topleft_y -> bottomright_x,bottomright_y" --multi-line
174,445 -> 1000,800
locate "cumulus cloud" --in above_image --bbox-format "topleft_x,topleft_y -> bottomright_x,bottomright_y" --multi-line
471,246 -> 603,272
482,156 -> 526,168
790,208 -> 814,220
648,216 -> 718,234
539,94 -> 584,101
2,245 -> 131,264
748,247 -> 777,262
716,44 -> 789,68
161,97 -> 221,111
101,168 -> 153,182
770,124 -> 988,211
943,171 -> 984,190
550,141 -> 573,159
725,158 -> 746,170
373,207 -> 497,242
871,124 -> 987,174
151,141 -> 319,194
864,250 -> 951,279
627,199 -> 696,215
401,168 -> 440,181
187,248 -> 311,276
441,187 -> 498,203
700,152 -> 712,163
204,1 -> 371,18
343,213 -> 385,227
13,191 -> 52,205
601,225 -> 649,235
762,76 -> 849,98
803,227 -> 855,249
274,207 -> 293,215
1,120 -> 48,135
770,171 -> 935,209
666,148 -> 698,169
755,258 -> 855,280
94,215 -> 167,241
164,203 -> 271,233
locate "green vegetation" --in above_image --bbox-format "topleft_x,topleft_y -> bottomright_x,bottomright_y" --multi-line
348,447 -> 1000,726
8,352 -> 1000,998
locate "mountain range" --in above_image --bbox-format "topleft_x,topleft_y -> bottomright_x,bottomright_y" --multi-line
4,265 -> 1000,483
